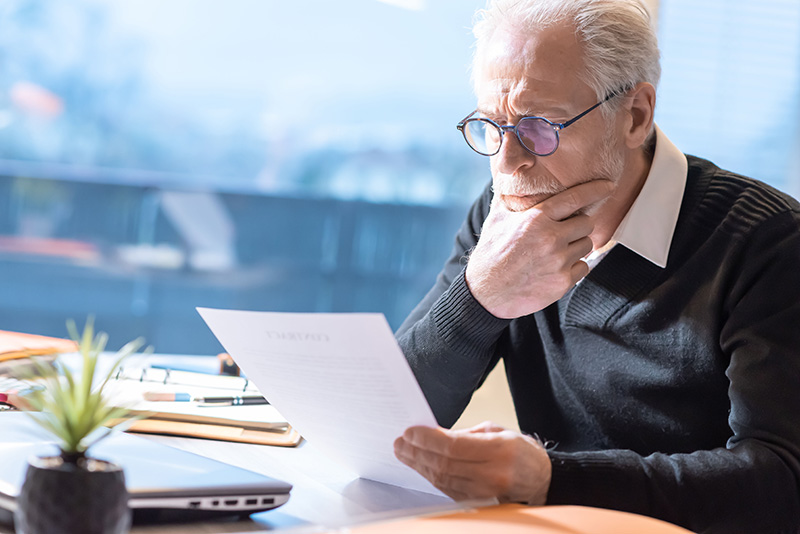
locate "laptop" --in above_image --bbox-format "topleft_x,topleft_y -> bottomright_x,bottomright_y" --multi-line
0,413 -> 292,525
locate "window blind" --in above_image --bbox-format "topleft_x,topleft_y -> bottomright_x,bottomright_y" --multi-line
656,0 -> 800,196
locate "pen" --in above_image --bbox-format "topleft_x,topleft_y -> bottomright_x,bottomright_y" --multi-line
143,392 -> 269,406
196,395 -> 269,406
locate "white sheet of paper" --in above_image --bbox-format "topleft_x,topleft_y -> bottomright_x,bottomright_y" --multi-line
196,307 -> 444,496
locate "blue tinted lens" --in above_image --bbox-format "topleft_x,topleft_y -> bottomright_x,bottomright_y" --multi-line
465,119 -> 500,155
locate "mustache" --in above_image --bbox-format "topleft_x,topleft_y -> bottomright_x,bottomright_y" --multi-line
491,176 -> 565,197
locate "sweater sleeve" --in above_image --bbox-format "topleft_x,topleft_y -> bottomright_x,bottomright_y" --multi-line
547,212 -> 800,534
395,182 -> 510,428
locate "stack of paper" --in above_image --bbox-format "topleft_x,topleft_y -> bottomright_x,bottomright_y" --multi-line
0,330 -> 77,376
0,330 -> 77,362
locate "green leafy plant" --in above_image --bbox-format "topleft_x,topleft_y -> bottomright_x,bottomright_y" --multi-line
23,318 -> 147,459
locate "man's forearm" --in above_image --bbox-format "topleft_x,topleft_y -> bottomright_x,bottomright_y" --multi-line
547,442 -> 800,534
397,269 -> 509,427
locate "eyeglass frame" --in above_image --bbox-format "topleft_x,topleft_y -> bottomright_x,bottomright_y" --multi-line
456,87 -> 627,157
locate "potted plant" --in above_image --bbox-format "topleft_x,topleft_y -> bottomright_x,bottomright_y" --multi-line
15,318 -> 146,534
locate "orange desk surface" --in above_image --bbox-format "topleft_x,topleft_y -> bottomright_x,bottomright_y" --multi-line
343,503 -> 693,534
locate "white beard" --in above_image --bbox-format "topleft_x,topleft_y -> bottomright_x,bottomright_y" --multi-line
492,122 -> 626,214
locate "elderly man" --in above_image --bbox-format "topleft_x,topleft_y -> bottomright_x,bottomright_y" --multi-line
392,1 -> 800,533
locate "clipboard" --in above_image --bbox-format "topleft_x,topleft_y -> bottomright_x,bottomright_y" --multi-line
122,419 -> 302,447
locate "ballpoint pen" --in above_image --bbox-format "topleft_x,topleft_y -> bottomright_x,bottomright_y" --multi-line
196,395 -> 269,406
143,392 -> 269,405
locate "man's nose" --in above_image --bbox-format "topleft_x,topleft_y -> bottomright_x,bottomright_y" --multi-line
492,130 -> 536,175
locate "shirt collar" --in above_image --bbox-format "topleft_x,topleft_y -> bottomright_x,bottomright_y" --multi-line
609,125 -> 687,269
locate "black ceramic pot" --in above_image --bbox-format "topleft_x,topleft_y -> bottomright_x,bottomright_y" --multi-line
15,454 -> 130,534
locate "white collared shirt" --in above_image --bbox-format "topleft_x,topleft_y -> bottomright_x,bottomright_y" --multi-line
585,125 -> 688,270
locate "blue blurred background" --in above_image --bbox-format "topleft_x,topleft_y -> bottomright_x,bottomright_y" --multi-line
1,0 -> 798,354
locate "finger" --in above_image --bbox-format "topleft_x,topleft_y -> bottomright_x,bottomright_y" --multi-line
395,439 -> 512,501
424,468 -> 501,501
488,189 -> 511,220
409,460 -> 474,501
570,257 -> 590,283
489,187 -> 506,210
556,213 -> 594,243
394,435 -> 463,476
402,425 -> 512,462
463,421 -> 507,434
538,179 -> 614,221
400,426 -> 470,459
394,438 -> 492,498
566,235 -> 594,262
526,233 -> 592,281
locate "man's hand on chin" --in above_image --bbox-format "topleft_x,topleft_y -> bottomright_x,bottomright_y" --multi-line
465,179 -> 614,319
393,421 -> 552,505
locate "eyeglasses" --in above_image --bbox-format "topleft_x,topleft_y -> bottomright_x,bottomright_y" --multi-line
456,89 -> 624,157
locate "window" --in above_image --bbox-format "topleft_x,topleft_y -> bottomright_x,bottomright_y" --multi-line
656,0 -> 800,198
0,0 -> 488,353
5,0 -> 794,354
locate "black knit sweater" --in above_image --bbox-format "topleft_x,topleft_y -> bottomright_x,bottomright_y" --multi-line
396,156 -> 800,534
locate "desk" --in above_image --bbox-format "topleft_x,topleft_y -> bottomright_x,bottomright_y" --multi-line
0,355 -> 692,534
126,433 -> 459,533
0,424 -> 694,534
2,427 -> 695,534
0,423 -> 461,534
0,353 -> 461,534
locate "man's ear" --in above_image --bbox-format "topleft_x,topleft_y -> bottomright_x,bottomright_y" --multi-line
623,82 -> 656,150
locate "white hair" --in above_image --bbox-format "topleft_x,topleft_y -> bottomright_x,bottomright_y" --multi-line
472,0 -> 661,119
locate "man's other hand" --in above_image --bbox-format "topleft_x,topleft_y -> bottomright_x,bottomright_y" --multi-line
393,421 -> 552,504
465,179 -> 614,319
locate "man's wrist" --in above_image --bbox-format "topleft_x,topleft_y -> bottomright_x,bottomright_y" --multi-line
431,268 -> 510,359
521,433 -> 552,506
464,260 -> 504,318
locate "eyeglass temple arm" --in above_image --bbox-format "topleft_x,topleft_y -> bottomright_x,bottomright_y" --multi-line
456,110 -> 479,130
559,88 -> 627,130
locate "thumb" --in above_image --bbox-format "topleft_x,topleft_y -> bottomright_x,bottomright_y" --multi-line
489,188 -> 507,214
486,190 -> 513,227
